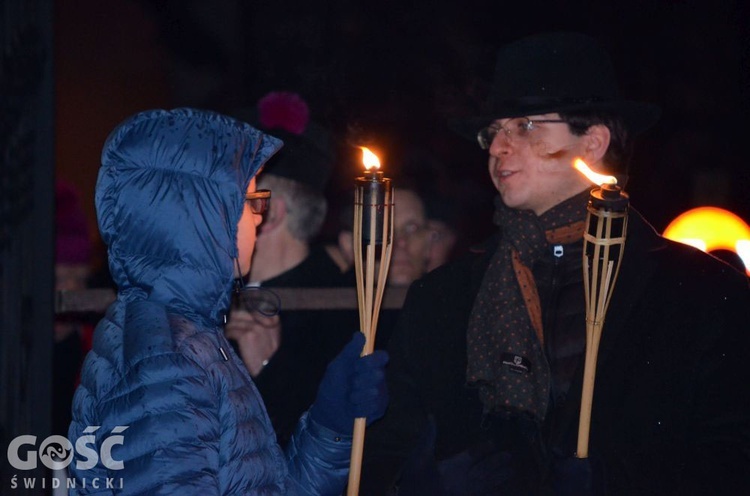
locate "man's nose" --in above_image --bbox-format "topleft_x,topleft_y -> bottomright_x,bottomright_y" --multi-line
393,234 -> 409,248
489,132 -> 512,156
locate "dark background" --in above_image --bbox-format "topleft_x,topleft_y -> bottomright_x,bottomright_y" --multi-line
54,0 -> 750,271
1,2 -> 748,490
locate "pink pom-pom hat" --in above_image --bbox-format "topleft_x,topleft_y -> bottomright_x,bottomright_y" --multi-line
257,91 -> 310,135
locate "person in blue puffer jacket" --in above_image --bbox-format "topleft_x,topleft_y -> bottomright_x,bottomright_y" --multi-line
67,108 -> 389,495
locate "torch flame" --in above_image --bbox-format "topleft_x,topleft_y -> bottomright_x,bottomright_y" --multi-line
573,158 -> 617,186
360,147 -> 381,171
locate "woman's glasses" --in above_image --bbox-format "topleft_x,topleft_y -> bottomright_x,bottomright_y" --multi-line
245,189 -> 271,215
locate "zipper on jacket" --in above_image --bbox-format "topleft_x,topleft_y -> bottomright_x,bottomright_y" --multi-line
543,245 -> 565,360
539,244 -> 566,452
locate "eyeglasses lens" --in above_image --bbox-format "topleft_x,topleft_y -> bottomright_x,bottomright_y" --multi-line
477,118 -> 537,149
233,286 -> 281,316
246,190 -> 271,215
248,198 -> 269,215
477,127 -> 498,150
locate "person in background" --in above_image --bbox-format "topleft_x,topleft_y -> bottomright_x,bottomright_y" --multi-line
334,187 -> 437,287
388,188 -> 435,287
68,108 -> 388,495
327,146 -> 462,280
422,193 -> 459,273
388,148 -> 462,274
52,179 -> 94,437
331,186 -> 435,350
225,92 -> 359,447
360,32 -> 750,495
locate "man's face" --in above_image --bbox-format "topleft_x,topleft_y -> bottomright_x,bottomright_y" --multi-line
486,113 -> 591,215
236,178 -> 263,277
389,189 -> 431,287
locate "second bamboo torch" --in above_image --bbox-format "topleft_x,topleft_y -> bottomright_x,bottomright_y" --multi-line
348,146 -> 394,495
573,158 -> 629,459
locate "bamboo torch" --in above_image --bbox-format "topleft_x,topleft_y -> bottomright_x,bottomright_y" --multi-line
573,158 -> 629,458
348,147 -> 394,495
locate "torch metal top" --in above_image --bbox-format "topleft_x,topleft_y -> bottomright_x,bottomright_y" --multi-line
359,169 -> 385,181
589,184 -> 629,211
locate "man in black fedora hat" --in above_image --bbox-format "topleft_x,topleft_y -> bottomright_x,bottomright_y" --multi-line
360,32 -> 750,495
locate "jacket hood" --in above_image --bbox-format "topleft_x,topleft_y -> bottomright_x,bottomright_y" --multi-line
96,108 -> 282,327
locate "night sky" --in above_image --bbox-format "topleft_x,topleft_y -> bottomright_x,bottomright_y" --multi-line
55,0 -> 750,265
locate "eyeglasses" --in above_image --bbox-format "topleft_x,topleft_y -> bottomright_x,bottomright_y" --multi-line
396,221 -> 429,242
232,286 -> 281,316
477,117 -> 567,150
245,189 -> 271,215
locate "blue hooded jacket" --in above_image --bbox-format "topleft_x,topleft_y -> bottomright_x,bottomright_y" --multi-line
69,108 -> 353,495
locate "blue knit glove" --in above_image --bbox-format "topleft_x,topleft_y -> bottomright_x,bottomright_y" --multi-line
309,332 -> 389,434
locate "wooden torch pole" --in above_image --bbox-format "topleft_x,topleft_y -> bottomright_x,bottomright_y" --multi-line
576,183 -> 628,458
348,167 -> 393,495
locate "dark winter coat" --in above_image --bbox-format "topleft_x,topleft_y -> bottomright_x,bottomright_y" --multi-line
362,208 -> 750,495
249,245 -> 358,447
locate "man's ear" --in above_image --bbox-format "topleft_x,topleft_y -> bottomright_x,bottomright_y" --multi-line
582,124 -> 611,164
258,197 -> 287,235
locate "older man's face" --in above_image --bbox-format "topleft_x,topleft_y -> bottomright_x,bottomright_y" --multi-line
389,189 -> 431,287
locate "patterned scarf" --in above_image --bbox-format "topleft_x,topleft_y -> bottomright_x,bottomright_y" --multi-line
466,190 -> 589,420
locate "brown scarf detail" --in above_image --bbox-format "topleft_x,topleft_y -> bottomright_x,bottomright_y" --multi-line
466,191 -> 588,420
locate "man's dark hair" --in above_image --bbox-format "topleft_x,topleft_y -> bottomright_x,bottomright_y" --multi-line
558,110 -> 633,178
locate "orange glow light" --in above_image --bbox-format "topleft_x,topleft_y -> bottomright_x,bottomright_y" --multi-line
360,147 -> 381,171
663,207 -> 750,275
573,158 -> 617,186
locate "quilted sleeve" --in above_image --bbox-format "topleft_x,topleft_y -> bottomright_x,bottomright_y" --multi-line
284,412 -> 352,496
